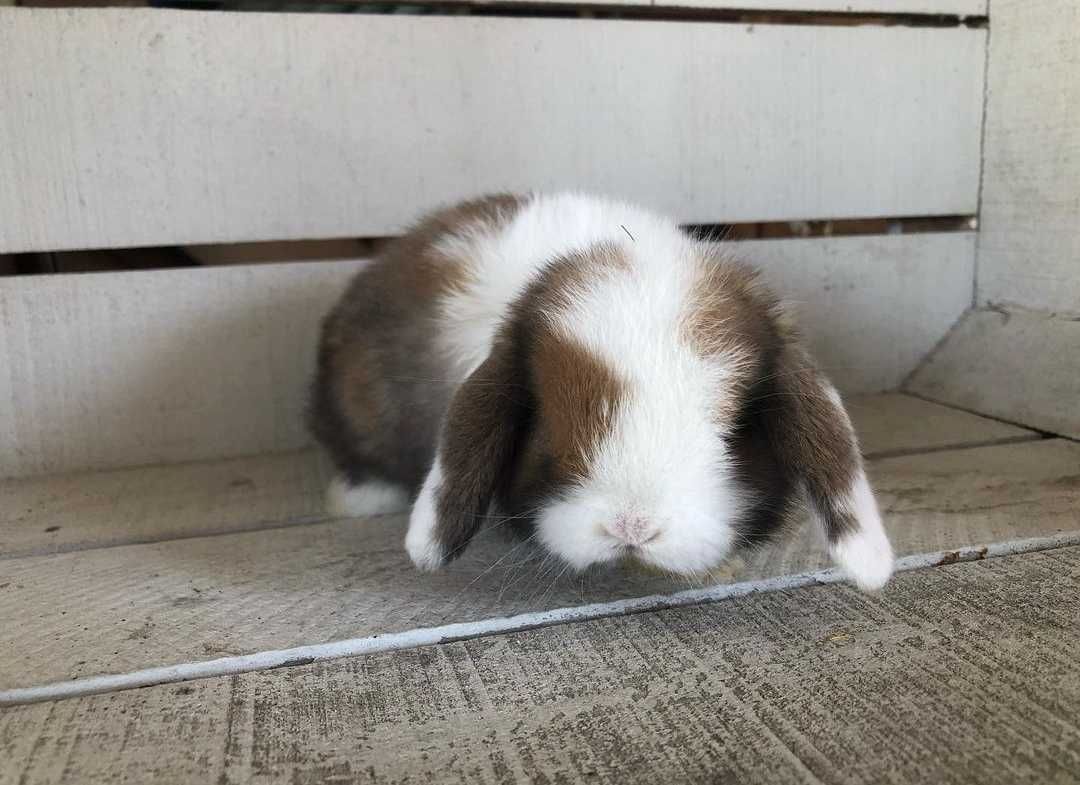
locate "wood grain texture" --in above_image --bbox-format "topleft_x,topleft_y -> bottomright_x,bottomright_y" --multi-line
0,450 -> 330,559
4,546 -> 1078,785
735,232 -> 975,393
0,234 -> 975,479
977,0 -> 1080,314
0,260 -> 364,479
843,392 -> 1034,457
907,308 -> 1080,439
0,394 -> 1035,557
657,0 -> 986,11
1,438 -> 1076,693
314,0 -> 987,10
0,9 -> 985,252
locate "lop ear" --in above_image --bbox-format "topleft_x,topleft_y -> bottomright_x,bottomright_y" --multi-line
405,332 -> 531,569
763,344 -> 894,590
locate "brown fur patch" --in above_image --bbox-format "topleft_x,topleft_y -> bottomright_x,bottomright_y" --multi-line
764,343 -> 861,541
682,252 -> 783,426
513,245 -> 631,491
308,193 -> 527,490
532,334 -> 626,482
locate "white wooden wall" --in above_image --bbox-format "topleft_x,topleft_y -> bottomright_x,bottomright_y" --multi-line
0,9 -> 985,252
977,0 -> 1080,315
907,0 -> 1080,439
0,4 -> 987,478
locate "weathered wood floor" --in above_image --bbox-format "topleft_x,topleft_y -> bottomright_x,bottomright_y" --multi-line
1,394 -> 1078,784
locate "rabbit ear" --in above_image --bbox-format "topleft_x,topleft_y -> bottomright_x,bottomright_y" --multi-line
406,331 -> 531,569
763,344 -> 894,590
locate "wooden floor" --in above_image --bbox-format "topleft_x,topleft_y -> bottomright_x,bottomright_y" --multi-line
1,393 -> 1079,783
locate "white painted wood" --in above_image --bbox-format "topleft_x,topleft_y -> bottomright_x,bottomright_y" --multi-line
329,1 -> 987,12
660,0 -> 985,13
0,9 -> 985,253
0,260 -> 364,479
907,308 -> 1080,440
844,393 -> 1034,458
0,450 -> 329,559
733,232 -> 975,394
1,438 -> 1076,692
0,233 -> 973,479
977,0 -> 1080,314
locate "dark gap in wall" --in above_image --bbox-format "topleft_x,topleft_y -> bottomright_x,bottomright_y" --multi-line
1,215 -> 976,276
685,214 -> 976,242
12,0 -> 989,29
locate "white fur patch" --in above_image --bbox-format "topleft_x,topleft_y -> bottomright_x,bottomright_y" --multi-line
828,471 -> 895,591
405,460 -> 445,570
435,193 -> 684,382
326,476 -> 410,518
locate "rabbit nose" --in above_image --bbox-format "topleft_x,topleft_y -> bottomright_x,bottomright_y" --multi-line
608,515 -> 659,546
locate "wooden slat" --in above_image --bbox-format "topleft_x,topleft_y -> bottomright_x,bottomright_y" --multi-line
287,0 -> 988,11
844,393 -> 1035,458
734,232 -> 975,393
0,233 -> 974,479
0,450 -> 329,559
0,393 -> 1036,558
977,0 -> 1080,314
1,438 -> 1076,692
4,547 -> 1077,784
0,9 -> 985,253
660,0 -> 986,12
907,308 -> 1080,439
0,260 -> 364,479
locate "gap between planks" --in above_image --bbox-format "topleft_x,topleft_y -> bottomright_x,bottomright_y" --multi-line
12,2 -> 990,29
2,530 -> 1078,708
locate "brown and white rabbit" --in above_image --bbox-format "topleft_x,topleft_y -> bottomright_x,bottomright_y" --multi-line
308,193 -> 894,590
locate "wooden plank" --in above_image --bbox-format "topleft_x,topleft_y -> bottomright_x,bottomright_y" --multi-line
0,9 -> 985,253
845,392 -> 1035,457
4,547 -> 1078,784
977,0 -> 1080,314
0,233 -> 974,479
907,308 -> 1080,439
662,0 -> 986,12
0,260 -> 364,479
734,232 -> 975,394
0,450 -> 329,559
0,392 -> 1034,558
283,0 -> 988,11
1,438 -> 1076,692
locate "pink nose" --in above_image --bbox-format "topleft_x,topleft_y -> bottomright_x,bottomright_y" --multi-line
608,515 -> 659,546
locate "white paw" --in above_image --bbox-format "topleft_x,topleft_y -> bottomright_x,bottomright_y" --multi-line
829,472 -> 894,591
404,462 -> 445,570
326,476 -> 410,518
830,525 -> 895,591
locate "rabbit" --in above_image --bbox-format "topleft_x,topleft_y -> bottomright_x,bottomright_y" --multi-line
307,192 -> 894,590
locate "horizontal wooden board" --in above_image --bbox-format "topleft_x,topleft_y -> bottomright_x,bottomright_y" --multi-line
0,233 -> 974,479
977,0 -> 1080,314
0,450 -> 330,559
907,308 -> 1080,439
659,0 -> 986,12
734,232 -> 975,393
294,0 -> 988,11
843,392 -> 1034,457
0,394 -> 1036,558
0,9 -> 985,252
1,438 -> 1076,692
4,547 -> 1076,784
